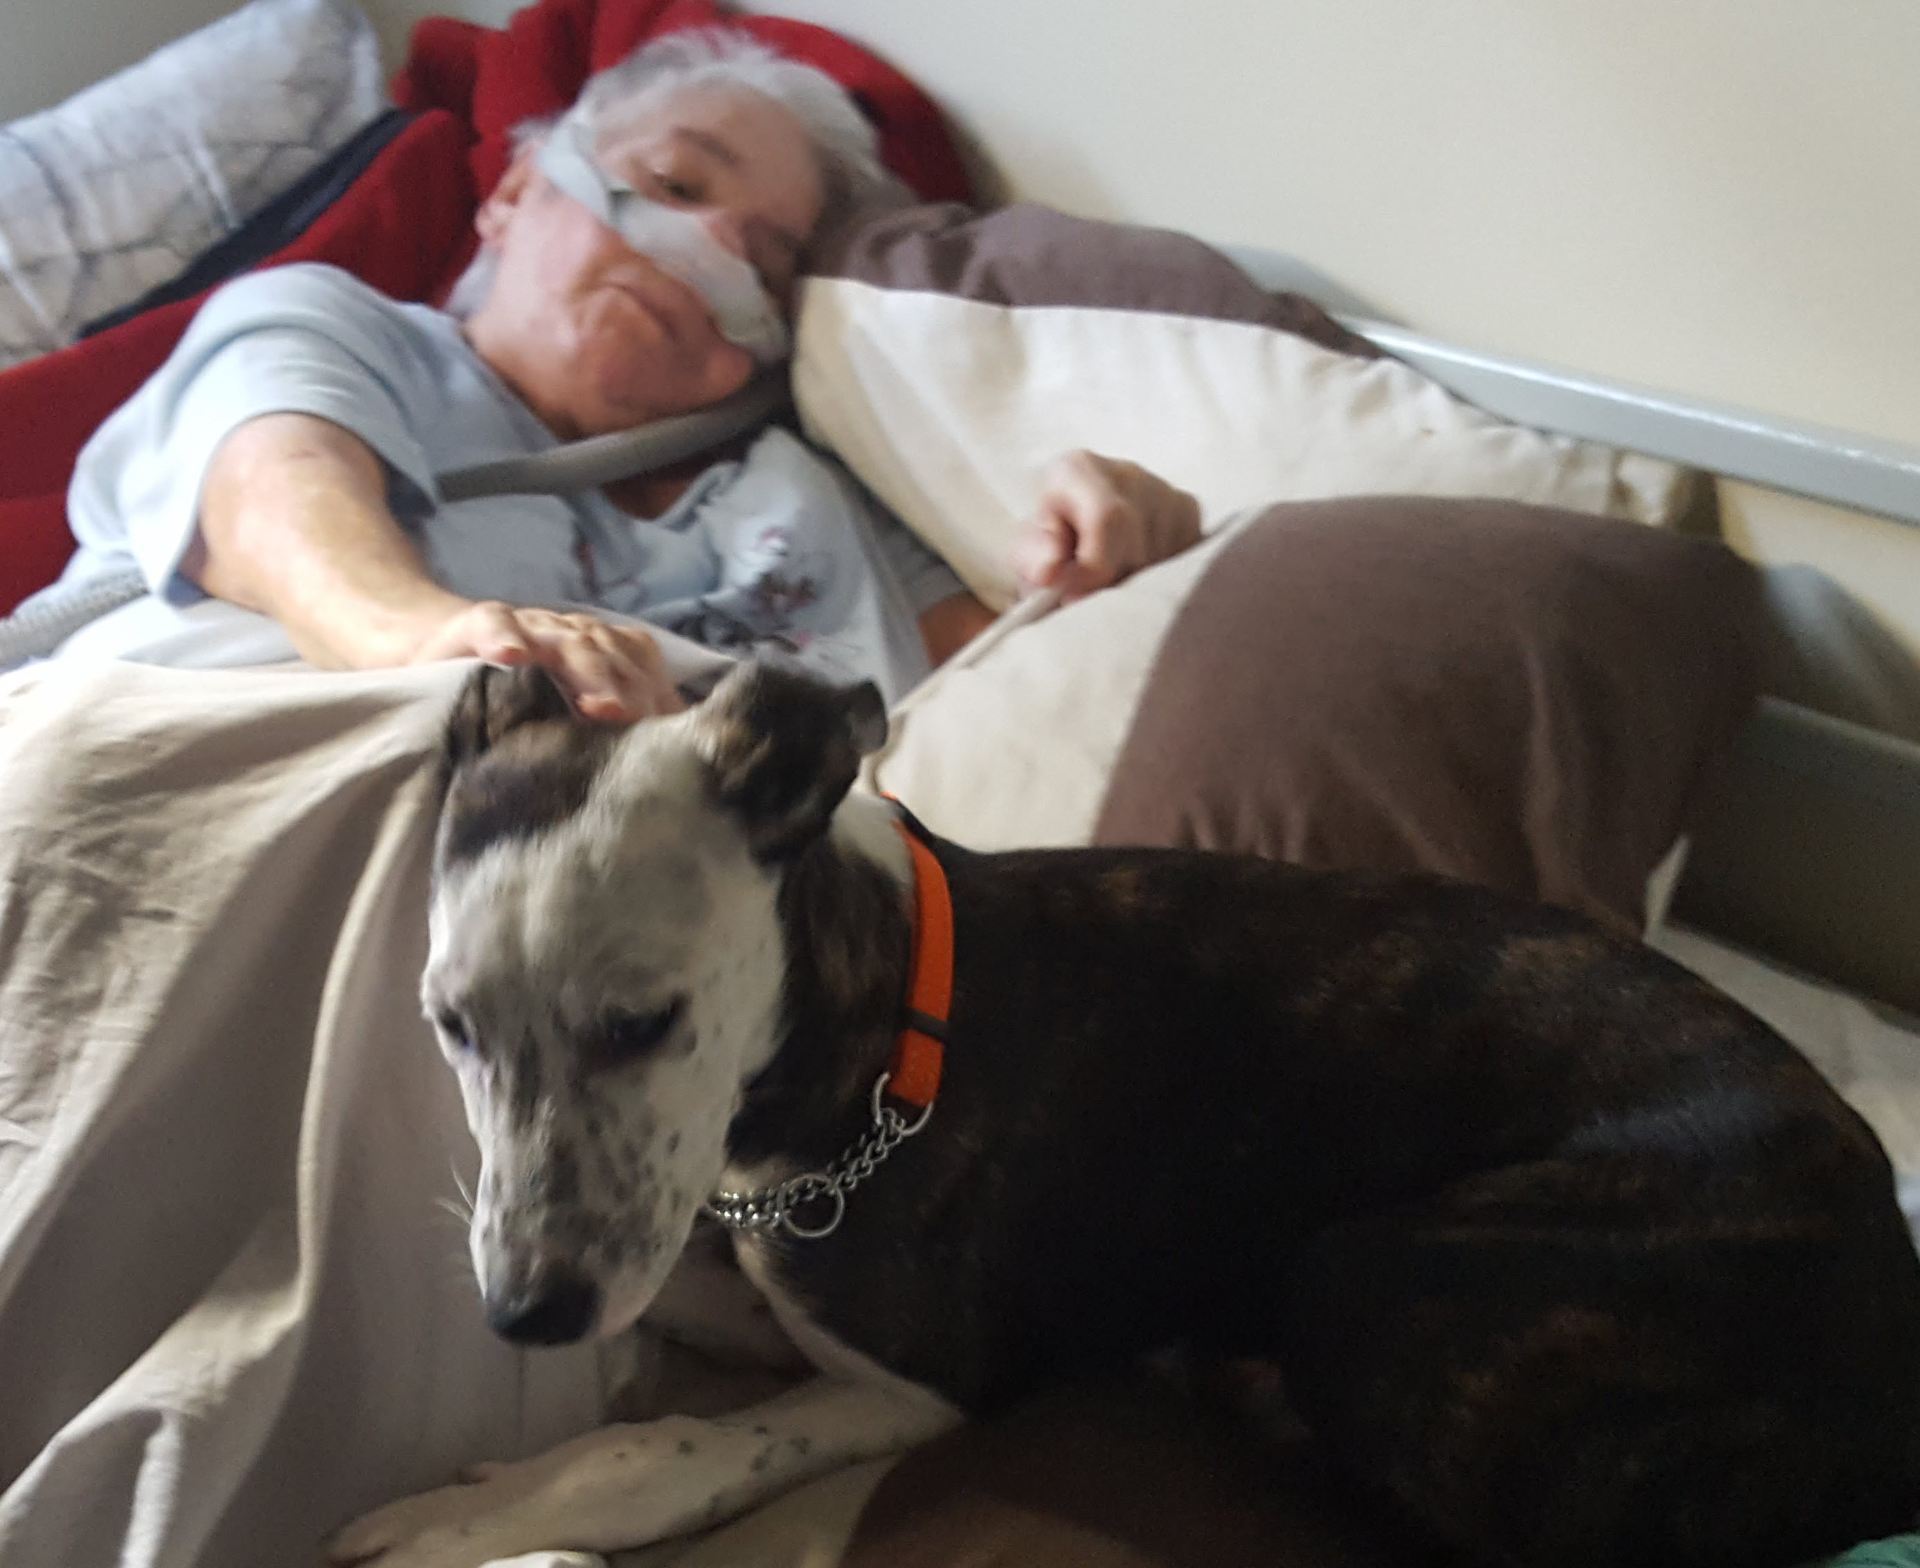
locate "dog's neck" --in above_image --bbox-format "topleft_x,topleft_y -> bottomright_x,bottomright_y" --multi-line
725,792 -> 918,1171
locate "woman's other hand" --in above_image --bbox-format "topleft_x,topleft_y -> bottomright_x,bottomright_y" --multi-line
1011,450 -> 1202,603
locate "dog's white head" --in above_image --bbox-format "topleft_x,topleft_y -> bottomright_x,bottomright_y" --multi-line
423,659 -> 886,1346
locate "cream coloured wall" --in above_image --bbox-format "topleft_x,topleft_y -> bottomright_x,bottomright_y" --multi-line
741,0 -> 1920,450
0,0 -> 240,117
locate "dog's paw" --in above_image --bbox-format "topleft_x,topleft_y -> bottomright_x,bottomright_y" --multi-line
324,1461 -> 553,1568
477,1557 -> 606,1568
324,1412 -> 774,1567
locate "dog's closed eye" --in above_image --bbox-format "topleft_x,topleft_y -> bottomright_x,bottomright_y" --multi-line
590,999 -> 689,1069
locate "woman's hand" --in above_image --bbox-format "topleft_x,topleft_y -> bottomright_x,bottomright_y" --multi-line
410,602 -> 685,723
1011,450 -> 1202,603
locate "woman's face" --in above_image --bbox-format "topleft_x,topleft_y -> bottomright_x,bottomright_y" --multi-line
468,81 -> 827,438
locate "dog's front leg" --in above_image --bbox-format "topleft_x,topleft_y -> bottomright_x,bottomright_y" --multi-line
326,1376 -> 959,1568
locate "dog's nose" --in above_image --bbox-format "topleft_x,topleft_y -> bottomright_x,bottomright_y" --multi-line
486,1263 -> 600,1346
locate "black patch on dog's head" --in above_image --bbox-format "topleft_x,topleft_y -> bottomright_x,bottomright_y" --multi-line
691,660 -> 886,861
442,663 -> 574,774
436,665 -> 621,869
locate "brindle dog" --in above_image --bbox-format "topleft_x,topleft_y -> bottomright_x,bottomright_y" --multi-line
335,661 -> 1920,1568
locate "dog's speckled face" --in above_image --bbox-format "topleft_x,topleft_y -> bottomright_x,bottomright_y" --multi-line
423,660 -> 882,1345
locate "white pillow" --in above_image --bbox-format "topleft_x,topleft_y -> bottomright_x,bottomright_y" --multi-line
0,0 -> 385,369
797,202 -> 1695,610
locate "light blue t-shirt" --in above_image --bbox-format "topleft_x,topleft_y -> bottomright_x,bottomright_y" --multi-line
34,264 -> 960,702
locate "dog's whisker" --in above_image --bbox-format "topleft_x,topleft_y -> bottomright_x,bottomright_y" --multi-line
435,1193 -> 475,1227
449,1159 -> 477,1215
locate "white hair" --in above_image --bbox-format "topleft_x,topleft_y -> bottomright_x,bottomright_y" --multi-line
443,29 -> 902,321
580,30 -> 897,222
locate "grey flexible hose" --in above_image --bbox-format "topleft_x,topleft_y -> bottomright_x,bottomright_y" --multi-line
433,374 -> 786,501
0,565 -> 153,670
0,375 -> 786,671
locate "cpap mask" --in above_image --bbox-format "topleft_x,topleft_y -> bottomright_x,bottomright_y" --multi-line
535,113 -> 792,365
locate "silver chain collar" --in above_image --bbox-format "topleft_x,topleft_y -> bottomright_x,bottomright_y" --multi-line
705,1071 -> 933,1241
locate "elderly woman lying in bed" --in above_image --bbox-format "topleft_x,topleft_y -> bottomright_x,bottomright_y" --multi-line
20,29 -> 1200,708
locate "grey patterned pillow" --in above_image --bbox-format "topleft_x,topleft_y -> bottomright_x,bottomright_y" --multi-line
0,0 -> 386,369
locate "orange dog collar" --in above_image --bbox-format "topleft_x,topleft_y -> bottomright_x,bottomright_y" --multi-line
888,814 -> 953,1111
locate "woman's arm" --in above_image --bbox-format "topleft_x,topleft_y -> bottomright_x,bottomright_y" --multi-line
188,412 -> 681,720
190,412 -> 466,669
918,590 -> 998,667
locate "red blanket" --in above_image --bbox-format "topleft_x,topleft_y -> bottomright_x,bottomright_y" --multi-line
0,0 -> 970,614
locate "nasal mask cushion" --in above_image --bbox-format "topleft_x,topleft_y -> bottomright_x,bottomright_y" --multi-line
535,118 -> 791,365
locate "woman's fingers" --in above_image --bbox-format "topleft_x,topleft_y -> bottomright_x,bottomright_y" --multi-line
1011,511 -> 1075,591
561,618 -> 681,720
1017,450 -> 1200,603
543,626 -> 628,720
599,621 -> 685,718
1020,451 -> 1149,600
413,603 -> 686,723
469,602 -> 536,666
520,614 -> 685,723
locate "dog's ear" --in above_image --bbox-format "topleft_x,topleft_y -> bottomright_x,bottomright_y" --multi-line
842,679 -> 888,759
442,663 -> 574,779
692,661 -> 888,860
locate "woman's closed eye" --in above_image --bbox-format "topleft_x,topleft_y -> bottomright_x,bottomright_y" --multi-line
648,167 -> 703,204
593,998 -> 689,1068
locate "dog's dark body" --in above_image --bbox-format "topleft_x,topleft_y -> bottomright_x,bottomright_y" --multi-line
737,824 -> 1920,1568
384,663 -> 1920,1568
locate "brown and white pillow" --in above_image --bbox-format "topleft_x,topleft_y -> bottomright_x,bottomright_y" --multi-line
866,495 -> 1768,932
796,202 -> 1694,610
